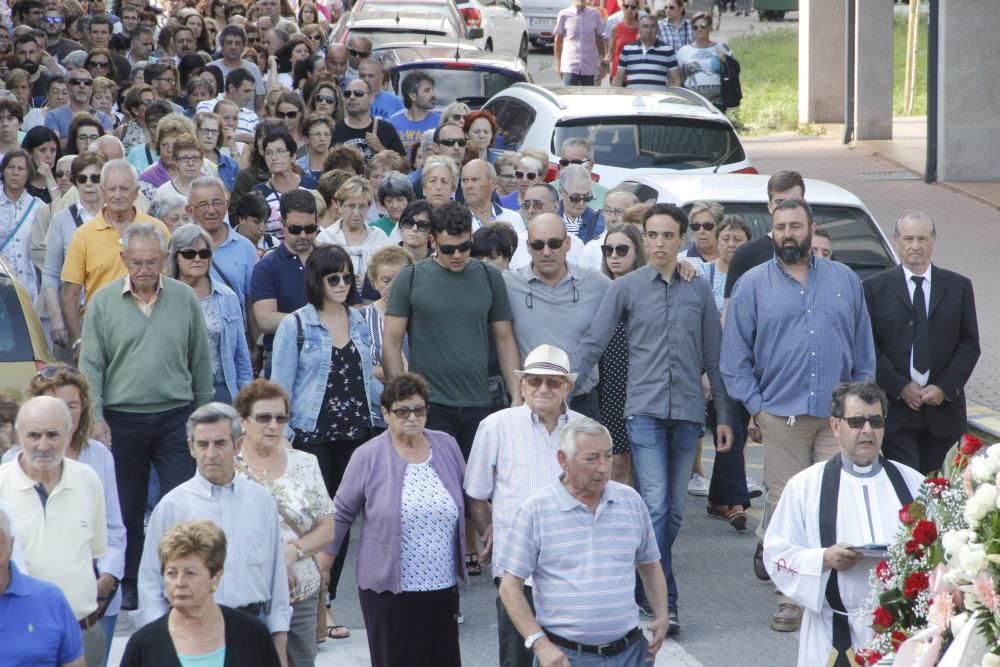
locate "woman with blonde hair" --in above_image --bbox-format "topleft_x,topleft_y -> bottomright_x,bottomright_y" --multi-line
316,175 -> 391,292
362,245 -> 413,386
438,101 -> 470,128
89,76 -> 122,130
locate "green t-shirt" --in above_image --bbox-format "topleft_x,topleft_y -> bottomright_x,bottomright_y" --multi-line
387,257 -> 513,407
371,214 -> 395,236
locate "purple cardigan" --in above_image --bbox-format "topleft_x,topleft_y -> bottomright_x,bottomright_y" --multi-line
328,428 -> 469,594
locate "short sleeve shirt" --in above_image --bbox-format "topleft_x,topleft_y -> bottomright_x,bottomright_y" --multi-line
250,244 -> 308,350
0,563 -> 84,666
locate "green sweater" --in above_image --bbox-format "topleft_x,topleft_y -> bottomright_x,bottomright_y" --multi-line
80,276 -> 214,421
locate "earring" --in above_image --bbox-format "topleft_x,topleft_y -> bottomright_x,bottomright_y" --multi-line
211,584 -> 217,593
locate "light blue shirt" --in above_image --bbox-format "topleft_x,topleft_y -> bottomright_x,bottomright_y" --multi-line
721,255 -> 876,418
371,90 -> 404,120
210,224 -> 258,306
135,472 -> 291,633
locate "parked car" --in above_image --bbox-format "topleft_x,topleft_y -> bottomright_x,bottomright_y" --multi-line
330,10 -> 483,50
614,173 -> 898,278
0,257 -> 52,399
519,0 -> 563,47
482,83 -> 755,185
375,42 -> 530,109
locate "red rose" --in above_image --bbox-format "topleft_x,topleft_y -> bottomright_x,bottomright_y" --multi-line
891,630 -> 908,650
904,539 -> 924,558
873,606 -> 895,629
899,503 -> 916,526
869,651 -> 882,665
875,559 -> 893,582
903,571 -> 930,599
927,477 -> 950,496
913,520 -> 938,547
961,434 -> 984,455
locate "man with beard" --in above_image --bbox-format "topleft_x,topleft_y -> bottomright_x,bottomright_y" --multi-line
720,197 -> 875,635
13,34 -> 51,107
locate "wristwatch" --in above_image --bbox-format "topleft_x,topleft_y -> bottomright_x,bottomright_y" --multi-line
524,630 -> 545,650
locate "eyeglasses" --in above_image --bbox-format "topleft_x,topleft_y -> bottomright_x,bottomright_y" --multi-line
602,206 -> 626,218
275,110 -> 299,119
89,61 -> 110,69
347,48 -> 371,58
689,222 -> 715,232
601,244 -> 631,258
399,217 -> 430,232
178,248 -> 212,260
340,202 -> 367,213
622,3 -> 638,8
68,78 -> 93,86
388,405 -> 427,419
139,98 -> 155,107
308,131 -> 331,139
558,157 -> 591,168
841,415 -> 886,429
522,375 -> 567,389
175,154 -> 202,164
498,172 -> 516,180
155,77 -> 177,85
198,127 -> 220,135
324,273 -> 353,286
285,223 -> 318,235
37,364 -> 82,379
438,239 -> 473,254
192,199 -> 226,211
528,238 -> 565,251
693,23 -> 710,29
252,412 -> 290,424
314,94 -> 337,104
74,173 -> 101,184
43,15 -> 63,24
520,200 -> 551,211
77,134 -> 100,143
514,170 -> 538,180
345,89 -> 367,98
264,149 -> 289,159
437,138 -> 467,147
566,192 -> 594,204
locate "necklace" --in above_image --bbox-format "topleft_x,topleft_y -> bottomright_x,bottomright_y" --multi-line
169,611 -> 223,642
244,448 -> 284,478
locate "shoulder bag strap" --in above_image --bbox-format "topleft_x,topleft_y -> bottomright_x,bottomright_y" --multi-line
69,204 -> 85,228
0,197 -> 38,255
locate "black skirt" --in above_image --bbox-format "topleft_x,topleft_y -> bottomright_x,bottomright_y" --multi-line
358,585 -> 461,667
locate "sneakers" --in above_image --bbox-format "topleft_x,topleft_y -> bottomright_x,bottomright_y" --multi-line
746,474 -> 764,499
667,609 -> 680,635
688,473 -> 709,497
770,602 -> 802,632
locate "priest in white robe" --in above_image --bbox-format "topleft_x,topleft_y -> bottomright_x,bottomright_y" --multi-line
763,381 -> 925,667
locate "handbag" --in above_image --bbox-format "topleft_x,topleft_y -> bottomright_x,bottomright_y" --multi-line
719,54 -> 743,110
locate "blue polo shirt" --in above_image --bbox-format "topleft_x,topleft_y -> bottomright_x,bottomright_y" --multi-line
44,105 -> 114,139
0,562 -> 83,667
211,224 -> 258,307
250,243 -> 307,351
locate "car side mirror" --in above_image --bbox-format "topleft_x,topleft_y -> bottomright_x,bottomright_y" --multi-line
511,0 -> 522,12
468,27 -> 484,39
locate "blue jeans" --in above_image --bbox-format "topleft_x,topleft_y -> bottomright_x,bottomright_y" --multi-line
533,634 -> 649,666
563,73 -> 596,86
626,416 -> 701,614
98,614 -> 117,667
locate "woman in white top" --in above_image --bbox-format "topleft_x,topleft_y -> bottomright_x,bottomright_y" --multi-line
155,134 -> 205,200
0,149 -> 42,299
316,176 -> 391,297
676,11 -> 733,109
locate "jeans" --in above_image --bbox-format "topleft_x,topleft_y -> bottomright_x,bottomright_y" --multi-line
626,415 -> 701,613
563,73 -> 596,86
533,633 -> 649,667
106,403 -> 196,590
98,614 -> 117,667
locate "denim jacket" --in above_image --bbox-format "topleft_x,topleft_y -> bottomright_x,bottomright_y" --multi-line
209,280 -> 254,399
270,303 -> 382,433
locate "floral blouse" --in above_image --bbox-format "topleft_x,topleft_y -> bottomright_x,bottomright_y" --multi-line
235,448 -> 335,603
293,341 -> 371,444
0,188 -> 41,300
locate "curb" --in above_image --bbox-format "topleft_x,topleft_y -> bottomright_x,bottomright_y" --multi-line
967,401 -> 1000,440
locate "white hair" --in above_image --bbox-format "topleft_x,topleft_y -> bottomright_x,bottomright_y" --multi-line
100,158 -> 139,187
557,418 -> 612,458
558,164 -> 591,191
121,222 -> 167,253
188,175 -> 229,204
14,396 -> 73,437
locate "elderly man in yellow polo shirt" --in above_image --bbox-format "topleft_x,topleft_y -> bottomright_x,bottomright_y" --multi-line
0,396 -> 108,667
58,158 -> 170,357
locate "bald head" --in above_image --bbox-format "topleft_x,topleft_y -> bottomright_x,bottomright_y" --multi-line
90,135 -> 125,161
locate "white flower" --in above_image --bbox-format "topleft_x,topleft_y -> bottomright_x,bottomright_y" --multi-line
951,611 -> 969,635
987,443 -> 1000,468
965,484 -> 998,526
981,654 -> 1000,667
958,542 -> 987,575
970,455 -> 995,483
943,529 -> 974,559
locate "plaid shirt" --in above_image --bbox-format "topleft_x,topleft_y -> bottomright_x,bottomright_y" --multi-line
657,17 -> 693,52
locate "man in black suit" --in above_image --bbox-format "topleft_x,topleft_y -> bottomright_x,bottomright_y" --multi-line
863,211 -> 980,473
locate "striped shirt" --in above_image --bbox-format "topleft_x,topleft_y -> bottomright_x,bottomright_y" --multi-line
498,477 -> 660,644
617,39 -> 679,89
657,17 -> 693,53
464,405 -> 584,579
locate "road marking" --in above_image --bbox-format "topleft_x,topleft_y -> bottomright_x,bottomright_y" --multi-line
656,638 -> 707,666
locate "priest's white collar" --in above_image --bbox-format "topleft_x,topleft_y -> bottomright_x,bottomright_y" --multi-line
841,455 -> 881,478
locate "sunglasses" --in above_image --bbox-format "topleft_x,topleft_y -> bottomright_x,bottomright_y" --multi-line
68,78 -> 93,86
324,273 -> 353,286
54,170 -> 67,179
450,113 -> 467,122
841,415 -> 886,429
601,244 -> 631,258
523,376 -> 566,389
43,15 -> 63,23
520,200 -> 551,211
399,217 -> 430,232
285,224 -> 318,235
689,222 -> 715,232
693,23 -> 710,29
437,138 -> 467,147
438,239 -> 473,255
275,110 -> 299,119
178,248 -> 212,260
566,192 -> 594,204
528,238 -> 565,251
514,170 -> 538,180
348,48 -> 371,58
558,158 -> 590,168
252,412 -> 290,424
622,3 -> 638,7
314,94 -> 337,104
37,364 -> 82,379
345,89 -> 367,98
387,405 -> 427,419
74,174 -> 101,184
89,61 -> 110,68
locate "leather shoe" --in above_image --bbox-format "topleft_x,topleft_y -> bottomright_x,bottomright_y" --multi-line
707,503 -> 747,531
121,586 -> 138,611
753,542 -> 770,581
770,602 -> 802,632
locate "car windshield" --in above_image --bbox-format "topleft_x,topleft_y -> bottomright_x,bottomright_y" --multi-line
349,29 -> 451,48
0,277 -> 33,362
392,67 -> 523,108
552,116 -> 744,170
683,202 -> 896,278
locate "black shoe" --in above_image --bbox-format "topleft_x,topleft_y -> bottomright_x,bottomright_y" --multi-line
753,542 -> 771,581
121,586 -> 138,611
667,609 -> 680,635
637,597 -> 654,617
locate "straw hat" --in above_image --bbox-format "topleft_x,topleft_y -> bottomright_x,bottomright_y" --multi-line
514,344 -> 578,383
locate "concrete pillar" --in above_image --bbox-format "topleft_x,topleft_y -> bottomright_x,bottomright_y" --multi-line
853,0 -> 894,140
938,0 -> 1000,181
798,0 -> 846,124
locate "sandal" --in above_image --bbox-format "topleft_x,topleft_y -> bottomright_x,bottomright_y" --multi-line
325,625 -> 350,640
465,552 -> 482,576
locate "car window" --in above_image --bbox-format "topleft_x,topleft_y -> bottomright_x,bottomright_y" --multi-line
391,67 -> 523,108
0,278 -> 33,362
681,202 -> 896,279
349,29 -> 451,48
491,98 -> 534,152
553,117 -> 744,170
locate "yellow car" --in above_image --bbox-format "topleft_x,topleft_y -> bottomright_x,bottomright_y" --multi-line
0,257 -> 53,400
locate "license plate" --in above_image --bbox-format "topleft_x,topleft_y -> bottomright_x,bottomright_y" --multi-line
529,17 -> 556,27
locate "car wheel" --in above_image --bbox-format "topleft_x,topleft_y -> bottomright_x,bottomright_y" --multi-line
485,38 -> 493,52
518,34 -> 528,62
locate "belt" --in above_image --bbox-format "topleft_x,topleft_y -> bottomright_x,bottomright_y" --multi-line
79,609 -> 102,630
237,601 -> 267,616
544,627 -> 642,657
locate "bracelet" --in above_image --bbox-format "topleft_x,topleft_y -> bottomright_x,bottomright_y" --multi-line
71,338 -> 82,350
293,543 -> 304,559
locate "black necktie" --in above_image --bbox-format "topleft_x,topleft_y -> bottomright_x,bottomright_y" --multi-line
911,275 -> 930,374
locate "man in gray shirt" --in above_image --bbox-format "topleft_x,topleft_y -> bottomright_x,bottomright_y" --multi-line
571,203 -> 733,636
503,213 -> 610,418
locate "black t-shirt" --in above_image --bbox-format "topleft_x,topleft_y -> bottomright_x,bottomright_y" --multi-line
723,234 -> 775,298
30,71 -> 51,108
330,117 -> 406,162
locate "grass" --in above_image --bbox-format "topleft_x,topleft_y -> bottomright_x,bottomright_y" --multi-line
727,14 -> 928,136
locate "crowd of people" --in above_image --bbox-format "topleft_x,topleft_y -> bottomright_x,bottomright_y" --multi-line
0,0 -> 983,666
